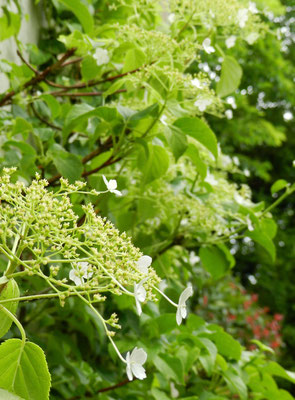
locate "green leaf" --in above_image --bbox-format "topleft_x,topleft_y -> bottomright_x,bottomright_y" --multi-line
81,55 -> 100,81
185,143 -> 207,180
251,339 -> 274,354
263,362 -> 295,383
155,313 -> 177,334
218,243 -> 235,269
64,104 -> 120,135
154,354 -> 184,384
224,367 -> 248,400
260,218 -> 277,239
216,56 -> 243,97
271,179 -> 288,194
247,228 -> 276,262
0,12 -> 21,41
40,94 -> 61,119
167,126 -> 188,160
129,103 -> 159,121
0,280 -> 19,339
0,389 -> 24,400
56,0 -> 94,34
151,388 -> 171,400
49,144 -> 83,182
13,118 -> 32,136
173,117 -> 218,159
197,337 -> 217,375
199,246 -> 231,279
0,339 -> 51,400
138,144 -> 170,184
200,393 -> 228,400
123,48 -> 146,73
64,103 -> 94,134
209,331 -> 242,360
103,79 -> 125,98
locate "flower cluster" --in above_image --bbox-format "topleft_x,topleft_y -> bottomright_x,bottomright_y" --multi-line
0,169 -> 194,381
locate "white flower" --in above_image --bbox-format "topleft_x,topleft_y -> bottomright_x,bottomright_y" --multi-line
234,192 -> 252,207
189,251 -> 200,265
69,262 -> 93,286
134,278 -> 147,316
202,38 -> 215,54
176,285 -> 193,325
226,35 -> 237,49
160,115 -> 168,126
137,255 -> 152,274
170,382 -> 179,398
126,347 -> 147,381
246,32 -> 259,44
191,78 -> 204,89
233,156 -> 240,166
226,96 -> 237,109
247,216 -> 254,231
168,13 -> 175,23
205,172 -> 218,186
249,1 -> 258,13
93,48 -> 110,66
225,109 -> 233,119
237,8 -> 249,28
194,97 -> 212,112
102,175 -> 122,196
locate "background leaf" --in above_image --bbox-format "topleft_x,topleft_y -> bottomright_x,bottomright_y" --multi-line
216,56 -> 243,97
0,339 -> 51,400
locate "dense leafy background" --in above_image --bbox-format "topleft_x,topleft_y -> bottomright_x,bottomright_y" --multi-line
0,0 -> 295,399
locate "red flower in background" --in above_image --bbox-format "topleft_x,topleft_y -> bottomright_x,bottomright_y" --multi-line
274,313 -> 284,321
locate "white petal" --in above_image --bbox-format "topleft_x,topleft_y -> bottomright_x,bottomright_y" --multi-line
78,261 -> 88,273
176,307 -> 182,325
181,306 -> 187,319
86,270 -> 93,279
191,78 -> 203,88
225,36 -> 236,49
69,270 -> 84,286
136,285 -> 146,302
102,175 -> 109,188
131,347 -> 147,364
132,364 -> 147,380
108,179 -> 117,190
137,256 -> 152,274
125,353 -> 133,381
179,286 -> 193,306
112,189 -> 122,196
136,298 -> 142,316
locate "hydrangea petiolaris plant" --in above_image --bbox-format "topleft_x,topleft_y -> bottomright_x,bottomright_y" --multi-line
0,168 -> 193,398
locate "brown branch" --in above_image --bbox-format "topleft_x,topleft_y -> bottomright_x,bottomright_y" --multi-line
67,378 -> 135,400
0,48 -> 76,107
60,57 -> 83,68
81,156 -> 122,178
98,378 -> 134,393
49,89 -> 126,97
47,136 -> 114,186
45,64 -> 152,92
50,91 -> 103,97
30,103 -> 62,131
17,50 -> 39,74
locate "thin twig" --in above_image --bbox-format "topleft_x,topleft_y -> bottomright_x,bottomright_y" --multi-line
60,57 -> 83,68
30,103 -> 62,131
45,63 -> 153,92
67,378 -> 135,400
47,136 -> 113,186
0,48 -> 76,107
49,89 -> 126,97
